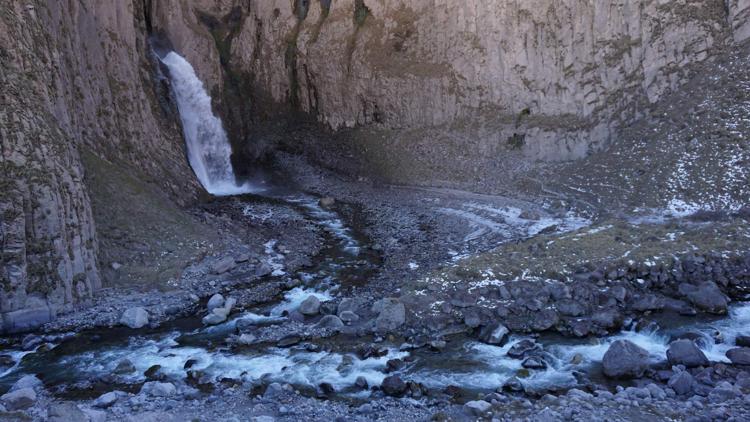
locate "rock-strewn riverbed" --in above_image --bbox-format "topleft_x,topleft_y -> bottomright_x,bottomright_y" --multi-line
2,158 -> 750,421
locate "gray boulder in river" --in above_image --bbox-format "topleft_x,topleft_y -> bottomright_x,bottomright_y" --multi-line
666,339 -> 710,367
602,340 -> 650,378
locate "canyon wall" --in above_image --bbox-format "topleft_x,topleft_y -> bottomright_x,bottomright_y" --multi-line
152,0 -> 750,186
0,1 -> 197,332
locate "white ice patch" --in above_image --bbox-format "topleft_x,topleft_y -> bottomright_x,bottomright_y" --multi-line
440,203 -> 590,244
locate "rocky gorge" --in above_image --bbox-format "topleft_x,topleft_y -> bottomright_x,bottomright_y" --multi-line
2,0 -> 750,421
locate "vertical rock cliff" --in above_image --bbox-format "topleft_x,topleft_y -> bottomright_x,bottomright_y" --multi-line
0,1 -> 198,332
153,0 -> 749,187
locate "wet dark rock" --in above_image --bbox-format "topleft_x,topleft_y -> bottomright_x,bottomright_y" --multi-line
666,340 -> 709,368
478,323 -> 509,345
318,382 -> 336,397
602,340 -> 649,378
183,359 -> 199,369
727,347 -> 750,365
736,335 -> 750,347
507,339 -> 539,359
114,359 -> 136,374
381,375 -> 407,396
21,334 -> 42,351
355,376 -> 368,389
357,345 -> 388,359
386,359 -> 404,372
0,354 -> 14,367
277,335 -> 302,348
502,377 -> 524,392
145,364 -> 167,381
522,356 -> 547,370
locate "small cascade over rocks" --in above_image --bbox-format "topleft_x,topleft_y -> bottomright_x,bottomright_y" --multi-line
161,52 -> 255,196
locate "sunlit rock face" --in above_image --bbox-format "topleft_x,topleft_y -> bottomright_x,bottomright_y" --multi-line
152,0 -> 747,181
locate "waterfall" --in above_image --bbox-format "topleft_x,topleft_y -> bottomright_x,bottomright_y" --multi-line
161,52 -> 253,196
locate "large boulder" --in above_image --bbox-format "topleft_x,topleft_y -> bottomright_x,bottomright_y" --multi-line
479,323 -> 509,345
298,296 -> 321,316
93,391 -> 119,408
374,299 -> 406,333
602,340 -> 650,378
206,294 -> 225,312
1,387 -> 36,410
668,371 -> 695,395
666,340 -> 709,367
10,375 -> 43,392
316,315 -> 344,329
119,307 -> 149,329
48,403 -> 87,422
464,400 -> 492,416
682,282 -> 728,314
380,375 -> 407,396
202,297 -> 236,325
211,256 -> 236,274
140,381 -> 176,397
727,347 -> 750,365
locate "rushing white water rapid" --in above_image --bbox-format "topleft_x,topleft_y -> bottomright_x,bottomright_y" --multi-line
161,52 -> 255,196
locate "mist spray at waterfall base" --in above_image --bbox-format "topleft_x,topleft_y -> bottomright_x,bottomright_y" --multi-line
161,52 -> 259,196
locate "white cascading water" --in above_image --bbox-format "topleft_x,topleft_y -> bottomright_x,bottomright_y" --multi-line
161,52 -> 253,196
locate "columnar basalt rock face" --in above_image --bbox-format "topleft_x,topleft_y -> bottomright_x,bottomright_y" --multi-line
151,0 -> 748,186
0,1 -> 197,332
